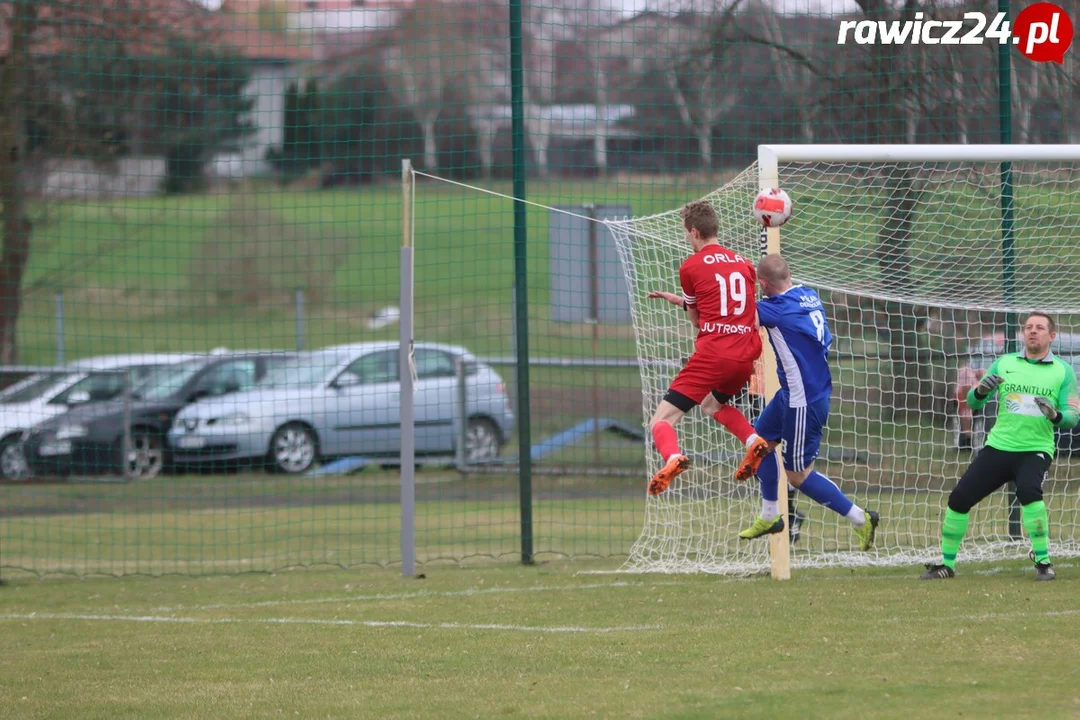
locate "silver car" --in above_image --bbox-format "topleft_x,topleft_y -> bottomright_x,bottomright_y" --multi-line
167,342 -> 515,474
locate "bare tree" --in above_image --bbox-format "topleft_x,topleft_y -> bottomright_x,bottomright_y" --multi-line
584,8 -> 745,174
0,0 -> 36,363
0,0 -> 254,362
381,0 -> 508,177
743,0 -> 814,143
0,0 -> 169,362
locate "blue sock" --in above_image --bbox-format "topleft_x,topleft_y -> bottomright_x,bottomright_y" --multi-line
798,471 -> 854,517
757,451 -> 779,502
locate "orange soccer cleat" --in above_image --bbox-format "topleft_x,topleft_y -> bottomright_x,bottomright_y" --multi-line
734,437 -> 771,482
648,454 -> 689,495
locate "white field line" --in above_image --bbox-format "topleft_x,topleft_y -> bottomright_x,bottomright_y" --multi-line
154,580 -> 681,612
3,606 -> 1077,633
0,613 -> 661,634
884,608 -> 1080,623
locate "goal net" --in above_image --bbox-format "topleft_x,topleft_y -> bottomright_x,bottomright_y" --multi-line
606,144 -> 1080,575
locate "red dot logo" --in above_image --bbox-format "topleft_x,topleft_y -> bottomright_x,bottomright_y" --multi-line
1013,2 -> 1074,63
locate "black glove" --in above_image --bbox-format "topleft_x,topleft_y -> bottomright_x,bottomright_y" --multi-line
973,374 -> 1004,400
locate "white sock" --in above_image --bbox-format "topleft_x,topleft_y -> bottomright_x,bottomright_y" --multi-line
761,500 -> 779,521
666,453 -> 683,464
847,505 -> 866,528
745,433 -> 760,449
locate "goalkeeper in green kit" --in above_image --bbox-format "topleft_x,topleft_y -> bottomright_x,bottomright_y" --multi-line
922,312 -> 1079,581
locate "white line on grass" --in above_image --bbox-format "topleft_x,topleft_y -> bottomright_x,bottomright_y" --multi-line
883,608 -> 1080,623
0,613 -> 662,634
155,580 -> 680,612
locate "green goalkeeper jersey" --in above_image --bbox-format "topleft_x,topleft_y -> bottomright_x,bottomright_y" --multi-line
967,351 -> 1080,456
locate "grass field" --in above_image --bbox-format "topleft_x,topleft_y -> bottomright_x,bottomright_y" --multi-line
2,558 -> 1080,718
6,173 -> 1080,715
17,178 -> 720,366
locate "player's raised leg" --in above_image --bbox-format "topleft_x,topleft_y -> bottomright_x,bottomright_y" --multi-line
741,395 -> 878,550
647,398 -> 690,496
792,401 -> 878,550
696,364 -> 770,482
699,388 -> 769,480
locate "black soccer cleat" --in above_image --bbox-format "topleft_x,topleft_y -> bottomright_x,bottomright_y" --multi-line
920,563 -> 956,580
788,510 -> 806,545
1034,562 -> 1056,582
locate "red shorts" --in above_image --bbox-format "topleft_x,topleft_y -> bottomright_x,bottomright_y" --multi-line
668,351 -> 755,406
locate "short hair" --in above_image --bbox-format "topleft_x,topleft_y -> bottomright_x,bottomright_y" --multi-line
757,253 -> 792,284
1026,311 -> 1057,333
679,200 -> 719,239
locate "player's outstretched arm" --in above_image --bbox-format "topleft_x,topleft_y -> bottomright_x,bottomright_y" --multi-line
647,290 -> 685,307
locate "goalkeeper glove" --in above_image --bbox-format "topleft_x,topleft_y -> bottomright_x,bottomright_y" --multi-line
973,373 -> 1004,400
1034,396 -> 1063,424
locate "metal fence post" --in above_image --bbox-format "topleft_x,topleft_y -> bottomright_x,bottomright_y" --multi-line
997,0 -> 1022,540
55,291 -> 65,366
509,0 -> 533,565
399,158 -> 416,578
295,288 -> 305,352
122,369 -> 133,482
455,355 -> 468,470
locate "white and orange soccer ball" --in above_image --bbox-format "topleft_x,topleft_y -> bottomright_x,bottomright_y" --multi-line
753,188 -> 793,228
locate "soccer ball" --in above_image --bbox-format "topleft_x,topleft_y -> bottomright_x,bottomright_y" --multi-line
754,188 -> 793,228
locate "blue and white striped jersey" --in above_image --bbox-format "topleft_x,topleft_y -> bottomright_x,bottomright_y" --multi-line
757,285 -> 833,407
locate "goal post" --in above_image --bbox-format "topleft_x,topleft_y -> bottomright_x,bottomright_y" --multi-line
760,143 -> 1080,580
610,143 -> 1080,577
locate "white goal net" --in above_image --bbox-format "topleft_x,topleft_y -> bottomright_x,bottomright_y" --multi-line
606,145 -> 1080,575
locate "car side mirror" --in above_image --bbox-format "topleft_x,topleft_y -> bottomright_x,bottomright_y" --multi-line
67,391 -> 91,405
334,372 -> 361,389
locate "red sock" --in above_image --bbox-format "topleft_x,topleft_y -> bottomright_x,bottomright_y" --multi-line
712,405 -> 755,445
650,421 -> 681,459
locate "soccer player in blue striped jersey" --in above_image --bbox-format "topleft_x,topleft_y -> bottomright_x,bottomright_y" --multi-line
738,254 -> 880,551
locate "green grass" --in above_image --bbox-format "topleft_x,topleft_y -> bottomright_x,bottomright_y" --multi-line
2,559 -> 1079,718
18,179 -> 717,365
6,468 -> 1080,579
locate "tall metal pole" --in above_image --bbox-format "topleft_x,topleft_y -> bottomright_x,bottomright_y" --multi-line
55,291 -> 65,366
998,0 -> 1022,540
400,159 -> 416,577
586,204 -> 601,465
294,288 -> 305,352
509,0 -> 534,564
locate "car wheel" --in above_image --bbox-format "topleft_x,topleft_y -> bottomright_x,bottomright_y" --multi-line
123,431 -> 165,480
0,436 -> 30,481
464,418 -> 501,463
268,423 -> 318,474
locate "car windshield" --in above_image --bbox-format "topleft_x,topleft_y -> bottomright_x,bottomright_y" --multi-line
0,374 -> 73,404
131,361 -> 207,401
261,351 -> 350,388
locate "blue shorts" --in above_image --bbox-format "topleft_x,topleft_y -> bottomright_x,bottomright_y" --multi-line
754,393 -> 829,472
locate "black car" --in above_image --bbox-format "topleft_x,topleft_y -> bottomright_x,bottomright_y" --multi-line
24,352 -> 295,479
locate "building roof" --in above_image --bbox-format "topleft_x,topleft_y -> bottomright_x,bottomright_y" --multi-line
0,0 -> 311,62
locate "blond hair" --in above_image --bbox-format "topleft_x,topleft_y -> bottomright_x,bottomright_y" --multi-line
679,200 -> 719,239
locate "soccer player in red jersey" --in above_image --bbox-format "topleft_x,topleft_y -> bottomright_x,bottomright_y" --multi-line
645,200 -> 770,495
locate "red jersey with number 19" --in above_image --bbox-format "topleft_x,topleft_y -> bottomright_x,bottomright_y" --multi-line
678,244 -> 761,363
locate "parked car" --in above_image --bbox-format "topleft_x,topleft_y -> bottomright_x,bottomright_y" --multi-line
23,351 -> 295,480
0,353 -> 200,480
168,342 -> 515,474
949,332 -> 1080,452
